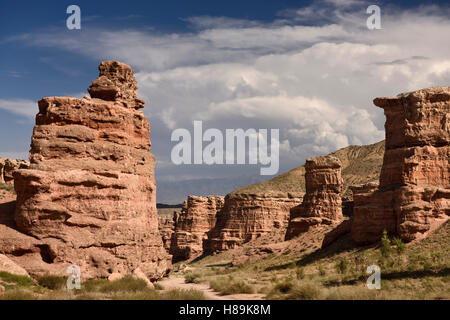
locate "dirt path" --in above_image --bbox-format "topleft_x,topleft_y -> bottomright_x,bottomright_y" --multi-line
156,275 -> 264,300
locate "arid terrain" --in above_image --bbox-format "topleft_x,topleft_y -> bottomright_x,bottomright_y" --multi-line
0,62 -> 448,300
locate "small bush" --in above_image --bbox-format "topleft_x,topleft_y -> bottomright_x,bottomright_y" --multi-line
267,280 -> 322,300
154,283 -> 164,290
37,275 -> 67,290
0,183 -> 14,193
209,278 -> 254,295
380,229 -> 391,258
318,265 -> 326,277
335,258 -> 350,274
97,276 -> 148,293
423,261 -> 433,271
286,283 -> 322,300
392,237 -> 406,254
296,267 -> 305,280
270,280 -> 294,294
184,272 -> 202,284
162,289 -> 207,300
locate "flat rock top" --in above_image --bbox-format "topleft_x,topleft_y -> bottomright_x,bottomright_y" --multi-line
305,155 -> 342,169
374,86 -> 450,108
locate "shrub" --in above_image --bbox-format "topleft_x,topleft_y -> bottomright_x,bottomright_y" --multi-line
318,265 -> 326,277
209,278 -> 254,295
97,276 -> 148,293
380,229 -> 391,258
286,283 -> 322,300
184,272 -> 202,284
392,237 -> 406,254
296,267 -> 305,280
423,261 -> 433,271
37,275 -> 67,290
154,283 -> 164,290
162,289 -> 207,300
270,280 -> 294,294
0,183 -> 14,193
335,258 -> 349,274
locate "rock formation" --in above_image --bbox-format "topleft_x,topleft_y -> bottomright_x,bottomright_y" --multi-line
352,87 -> 450,244
0,253 -> 31,277
13,61 -> 171,280
159,216 -> 175,252
0,159 -> 29,185
285,156 -> 344,240
204,192 -> 303,253
170,196 -> 224,261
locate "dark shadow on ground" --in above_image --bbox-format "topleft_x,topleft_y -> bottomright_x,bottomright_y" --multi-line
0,200 -> 16,228
263,234 -> 376,272
324,267 -> 450,287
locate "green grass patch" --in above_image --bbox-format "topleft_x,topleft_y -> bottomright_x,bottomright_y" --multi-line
0,271 -> 35,287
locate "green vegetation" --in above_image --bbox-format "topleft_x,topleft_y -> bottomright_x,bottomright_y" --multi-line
0,273 -> 206,300
184,271 -> 203,284
37,276 -> 67,290
209,277 -> 255,295
183,220 -> 450,300
0,182 -> 14,193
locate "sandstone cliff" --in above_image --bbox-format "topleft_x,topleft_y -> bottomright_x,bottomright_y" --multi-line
12,61 -> 171,280
170,195 -> 224,261
352,87 -> 450,244
204,192 -> 303,253
285,156 -> 344,240
159,216 -> 175,252
0,159 -> 29,185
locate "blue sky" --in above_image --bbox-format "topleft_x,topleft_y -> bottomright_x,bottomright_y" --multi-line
1,0 -> 450,202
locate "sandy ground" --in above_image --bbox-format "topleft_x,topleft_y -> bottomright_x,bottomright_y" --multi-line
156,275 -> 265,300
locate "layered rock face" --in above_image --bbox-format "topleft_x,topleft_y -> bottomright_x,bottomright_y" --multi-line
0,159 -> 29,185
13,61 -> 171,280
204,192 -> 303,253
352,87 -> 450,244
170,196 -> 224,261
285,156 -> 343,240
159,216 -> 175,252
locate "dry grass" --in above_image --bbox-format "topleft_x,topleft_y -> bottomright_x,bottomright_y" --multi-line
0,273 -> 206,300
187,220 -> 450,300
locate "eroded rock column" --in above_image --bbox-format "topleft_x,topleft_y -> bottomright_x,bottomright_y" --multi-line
285,156 -> 343,240
170,195 -> 224,261
205,192 -> 304,253
352,87 -> 450,243
14,61 -> 172,280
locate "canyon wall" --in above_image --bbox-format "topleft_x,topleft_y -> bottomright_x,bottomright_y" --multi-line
159,216 -> 175,252
170,195 -> 224,261
285,156 -> 343,240
352,87 -> 450,243
13,61 -> 171,280
204,192 -> 303,253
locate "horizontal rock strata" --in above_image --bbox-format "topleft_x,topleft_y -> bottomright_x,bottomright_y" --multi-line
352,87 -> 450,244
13,61 -> 171,280
0,159 -> 29,185
285,156 -> 344,240
204,192 -> 303,253
170,196 -> 224,261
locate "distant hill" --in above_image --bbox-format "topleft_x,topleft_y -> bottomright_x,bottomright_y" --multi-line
231,140 -> 385,198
